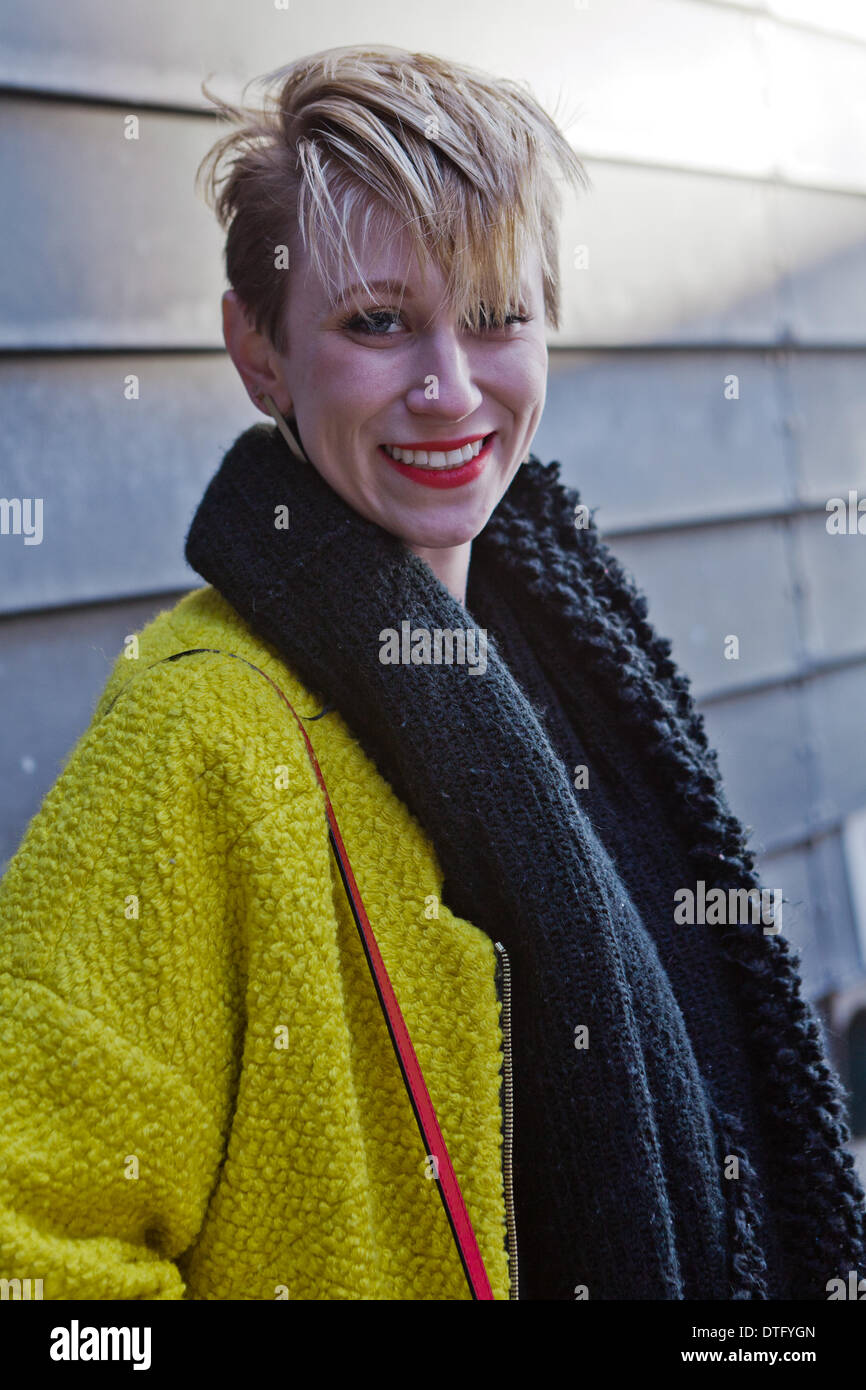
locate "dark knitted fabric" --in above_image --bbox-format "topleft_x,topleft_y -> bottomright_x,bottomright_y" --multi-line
466,566 -> 787,1297
185,422 -> 866,1300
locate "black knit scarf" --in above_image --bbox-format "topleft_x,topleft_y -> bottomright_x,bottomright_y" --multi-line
185,422 -> 866,1300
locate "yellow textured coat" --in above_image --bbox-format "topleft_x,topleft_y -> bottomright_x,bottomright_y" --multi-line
0,585 -> 511,1300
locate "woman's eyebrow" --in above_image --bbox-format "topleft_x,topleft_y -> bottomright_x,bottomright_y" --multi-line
334,279 -> 414,306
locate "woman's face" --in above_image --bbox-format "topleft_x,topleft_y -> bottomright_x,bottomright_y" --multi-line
264,227 -> 549,553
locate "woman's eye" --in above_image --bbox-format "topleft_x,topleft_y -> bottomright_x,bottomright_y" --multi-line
476,309 -> 530,330
342,309 -> 402,336
340,306 -> 531,336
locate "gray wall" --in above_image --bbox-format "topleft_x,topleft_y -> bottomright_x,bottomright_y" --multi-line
2,0 -> 865,1014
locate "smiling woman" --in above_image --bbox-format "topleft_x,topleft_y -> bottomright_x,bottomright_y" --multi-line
1,43 -> 865,1306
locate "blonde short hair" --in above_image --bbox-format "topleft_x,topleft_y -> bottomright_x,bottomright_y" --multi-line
196,44 -> 590,352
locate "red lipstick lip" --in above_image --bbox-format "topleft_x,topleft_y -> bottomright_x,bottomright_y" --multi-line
378,432 -> 495,489
382,432 -> 492,452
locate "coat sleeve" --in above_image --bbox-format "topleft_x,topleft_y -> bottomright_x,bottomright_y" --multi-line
0,652 -> 256,1300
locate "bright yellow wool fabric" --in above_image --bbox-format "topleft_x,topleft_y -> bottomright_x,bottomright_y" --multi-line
0,585 -> 511,1300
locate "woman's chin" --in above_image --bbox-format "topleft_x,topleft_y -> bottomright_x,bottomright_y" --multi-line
395,517 -> 490,551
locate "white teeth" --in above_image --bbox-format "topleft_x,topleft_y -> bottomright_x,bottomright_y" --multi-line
384,437 -> 487,468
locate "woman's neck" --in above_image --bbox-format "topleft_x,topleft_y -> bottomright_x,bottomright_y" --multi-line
408,540 -> 472,608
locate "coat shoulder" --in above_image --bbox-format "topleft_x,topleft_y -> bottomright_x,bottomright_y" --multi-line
93,584 -> 325,724
74,590 -> 314,774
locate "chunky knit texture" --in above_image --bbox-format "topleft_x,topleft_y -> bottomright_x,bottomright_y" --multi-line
466,568 -> 786,1297
0,587 -> 511,1300
468,447 -> 866,1300
469,463 -> 866,1301
183,422 -> 866,1300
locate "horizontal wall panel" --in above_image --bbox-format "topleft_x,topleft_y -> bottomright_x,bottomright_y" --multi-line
505,347 -> 866,530
0,98 -> 224,349
512,349 -> 866,532
526,0 -> 772,180
785,352 -> 866,503
759,19 -> 866,189
699,684 -> 815,848
794,513 -> 866,663
0,355 -> 252,612
3,93 -> 866,351
539,349 -> 793,529
769,182 -> 866,344
610,520 -> 800,697
554,167 -> 866,348
701,662 -> 866,849
554,164 -> 780,347
806,663 -> 866,822
3,0 -> 866,189
0,590 -> 194,871
0,0 -> 265,109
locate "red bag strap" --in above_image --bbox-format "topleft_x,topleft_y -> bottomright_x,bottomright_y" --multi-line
123,648 -> 495,1301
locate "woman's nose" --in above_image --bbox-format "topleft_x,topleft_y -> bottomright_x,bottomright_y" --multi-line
404,330 -> 483,420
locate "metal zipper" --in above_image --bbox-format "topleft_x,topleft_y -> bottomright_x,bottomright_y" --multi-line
493,940 -> 519,1300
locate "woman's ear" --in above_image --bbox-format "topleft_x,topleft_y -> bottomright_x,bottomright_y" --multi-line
221,290 -> 291,417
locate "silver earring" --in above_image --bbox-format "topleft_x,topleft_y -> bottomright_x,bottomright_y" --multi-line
259,392 -> 310,463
